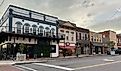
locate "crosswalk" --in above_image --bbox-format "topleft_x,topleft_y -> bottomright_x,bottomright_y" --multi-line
15,63 -> 74,71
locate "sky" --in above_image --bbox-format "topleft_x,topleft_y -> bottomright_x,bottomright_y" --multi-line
0,0 -> 121,33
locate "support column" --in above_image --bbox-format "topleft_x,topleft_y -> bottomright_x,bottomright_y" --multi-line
9,9 -> 13,32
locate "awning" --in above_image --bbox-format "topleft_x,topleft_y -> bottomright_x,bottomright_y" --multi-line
92,42 -> 103,47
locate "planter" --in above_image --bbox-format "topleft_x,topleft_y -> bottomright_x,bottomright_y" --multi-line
110,51 -> 115,56
16,53 -> 26,61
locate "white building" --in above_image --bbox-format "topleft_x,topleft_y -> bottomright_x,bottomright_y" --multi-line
0,5 -> 64,60
58,20 -> 76,55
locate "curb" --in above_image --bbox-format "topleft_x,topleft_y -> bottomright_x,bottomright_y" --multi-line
58,55 -> 93,59
13,61 -> 46,65
0,60 -> 47,66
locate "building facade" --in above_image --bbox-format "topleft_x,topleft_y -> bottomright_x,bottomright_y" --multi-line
58,20 -> 76,56
0,5 -> 64,60
99,30 -> 117,48
90,31 -> 104,54
76,27 -> 90,54
116,34 -> 121,49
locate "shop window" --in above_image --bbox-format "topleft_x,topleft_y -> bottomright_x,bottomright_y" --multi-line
29,38 -> 31,42
51,45 -> 56,53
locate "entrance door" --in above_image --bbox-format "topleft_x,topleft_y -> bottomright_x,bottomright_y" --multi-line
37,39 -> 50,57
95,46 -> 99,54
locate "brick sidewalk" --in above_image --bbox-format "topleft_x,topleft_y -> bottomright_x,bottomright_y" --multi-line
0,65 -> 20,71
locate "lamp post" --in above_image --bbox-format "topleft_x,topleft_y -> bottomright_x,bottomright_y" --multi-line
75,41 -> 80,57
63,36 -> 66,58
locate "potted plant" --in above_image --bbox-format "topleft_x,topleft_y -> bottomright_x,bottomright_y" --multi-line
16,43 -> 26,61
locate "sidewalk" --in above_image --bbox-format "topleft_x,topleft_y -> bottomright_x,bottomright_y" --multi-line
0,54 -> 98,65
58,54 -> 93,59
0,59 -> 46,65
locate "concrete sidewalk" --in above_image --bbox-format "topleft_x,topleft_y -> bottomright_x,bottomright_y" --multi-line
0,54 -> 98,65
59,54 -> 93,58
0,60 -> 46,65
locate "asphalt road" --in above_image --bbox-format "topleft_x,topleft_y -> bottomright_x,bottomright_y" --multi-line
14,55 -> 121,71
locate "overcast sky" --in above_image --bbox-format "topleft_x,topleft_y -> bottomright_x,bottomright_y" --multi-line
0,0 -> 121,33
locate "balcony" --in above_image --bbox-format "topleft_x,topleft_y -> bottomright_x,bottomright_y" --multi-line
0,26 -> 65,40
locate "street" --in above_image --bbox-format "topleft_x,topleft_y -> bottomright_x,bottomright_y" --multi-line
13,55 -> 121,71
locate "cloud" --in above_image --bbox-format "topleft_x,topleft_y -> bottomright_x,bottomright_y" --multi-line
1,0 -> 121,33
88,16 -> 121,33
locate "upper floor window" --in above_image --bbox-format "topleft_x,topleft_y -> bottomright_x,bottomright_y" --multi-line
39,26 -> 44,33
45,27 -> 50,36
91,36 -> 93,42
15,21 -> 22,34
66,31 -> 69,33
60,30 -> 64,33
85,34 -> 87,40
24,23 -> 30,34
51,28 -> 55,36
79,33 -> 81,40
71,37 -> 74,41
66,36 -> 69,40
32,24 -> 37,35
94,38 -> 96,42
71,32 -> 74,41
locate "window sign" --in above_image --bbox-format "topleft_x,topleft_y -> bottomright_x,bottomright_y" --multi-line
51,45 -> 56,53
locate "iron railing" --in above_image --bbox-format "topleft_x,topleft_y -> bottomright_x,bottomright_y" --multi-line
0,26 -> 65,39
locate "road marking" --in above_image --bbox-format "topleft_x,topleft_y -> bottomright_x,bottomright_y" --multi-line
33,63 -> 74,71
13,65 -> 26,71
103,59 -> 115,62
15,65 -> 37,71
74,60 -> 121,70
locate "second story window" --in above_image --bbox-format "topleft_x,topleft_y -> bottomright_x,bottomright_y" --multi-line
91,36 -> 93,42
32,24 -> 37,35
24,23 -> 30,34
15,21 -> 22,34
51,28 -> 55,36
66,31 -> 69,41
71,37 -> 74,41
79,33 -> 81,40
39,26 -> 44,33
85,34 -> 87,40
60,30 -> 64,33
71,32 -> 74,41
66,36 -> 69,40
45,27 -> 50,36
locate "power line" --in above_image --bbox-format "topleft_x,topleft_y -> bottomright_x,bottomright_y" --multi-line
0,0 -> 4,7
107,8 -> 121,20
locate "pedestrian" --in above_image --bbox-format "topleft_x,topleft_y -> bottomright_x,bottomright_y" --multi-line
63,49 -> 66,57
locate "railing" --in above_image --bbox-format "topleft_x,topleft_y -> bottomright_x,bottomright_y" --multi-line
0,26 -> 65,39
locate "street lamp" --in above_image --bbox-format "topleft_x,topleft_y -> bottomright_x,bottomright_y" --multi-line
75,41 -> 80,57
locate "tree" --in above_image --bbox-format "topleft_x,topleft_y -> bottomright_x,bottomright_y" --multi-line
107,41 -> 115,51
19,43 -> 26,54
